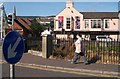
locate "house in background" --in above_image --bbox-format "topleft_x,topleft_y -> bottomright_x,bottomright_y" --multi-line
36,16 -> 54,25
54,1 -> 120,40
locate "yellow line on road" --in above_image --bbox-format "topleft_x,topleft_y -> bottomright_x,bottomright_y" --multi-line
16,63 -> 120,78
0,61 -> 119,78
0,61 -> 6,64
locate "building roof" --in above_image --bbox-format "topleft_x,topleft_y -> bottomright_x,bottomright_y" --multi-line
7,19 -> 23,30
80,12 -> 119,19
22,18 -> 31,25
6,18 -> 33,35
18,18 -> 32,31
13,20 -> 23,30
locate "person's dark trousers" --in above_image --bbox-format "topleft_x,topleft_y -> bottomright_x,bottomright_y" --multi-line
72,52 -> 88,64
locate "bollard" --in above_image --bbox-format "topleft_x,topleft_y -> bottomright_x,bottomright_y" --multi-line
42,35 -> 52,58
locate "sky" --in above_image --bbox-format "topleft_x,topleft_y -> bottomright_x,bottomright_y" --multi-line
3,2 -> 119,16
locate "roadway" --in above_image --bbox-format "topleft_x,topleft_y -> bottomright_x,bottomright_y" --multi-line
1,64 -> 96,78
0,43 -> 96,78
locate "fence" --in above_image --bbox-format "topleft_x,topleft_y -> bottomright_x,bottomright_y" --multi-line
52,38 -> 120,65
25,35 -> 120,65
25,37 -> 42,52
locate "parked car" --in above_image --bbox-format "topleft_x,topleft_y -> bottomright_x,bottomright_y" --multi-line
96,35 -> 112,41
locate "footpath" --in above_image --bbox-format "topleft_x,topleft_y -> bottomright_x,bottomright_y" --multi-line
17,53 -> 120,78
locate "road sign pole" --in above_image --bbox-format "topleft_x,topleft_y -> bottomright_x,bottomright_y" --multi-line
3,31 -> 25,79
10,64 -> 15,79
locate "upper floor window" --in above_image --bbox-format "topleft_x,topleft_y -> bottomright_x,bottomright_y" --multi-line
101,20 -> 104,29
75,16 -> 80,29
58,16 -> 63,29
66,18 -> 70,29
105,20 -> 109,28
91,20 -> 101,28
71,17 -> 74,30
85,20 -> 89,28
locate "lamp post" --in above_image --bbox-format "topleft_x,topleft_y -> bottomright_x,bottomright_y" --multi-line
0,3 -> 3,39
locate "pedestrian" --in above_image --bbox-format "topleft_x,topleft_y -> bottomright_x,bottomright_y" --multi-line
71,33 -> 89,65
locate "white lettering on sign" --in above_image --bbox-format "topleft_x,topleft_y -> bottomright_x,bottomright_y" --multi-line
8,37 -> 21,59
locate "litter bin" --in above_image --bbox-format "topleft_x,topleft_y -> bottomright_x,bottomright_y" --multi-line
42,35 -> 52,58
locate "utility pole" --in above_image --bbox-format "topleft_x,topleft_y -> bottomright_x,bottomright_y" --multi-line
0,3 -> 3,39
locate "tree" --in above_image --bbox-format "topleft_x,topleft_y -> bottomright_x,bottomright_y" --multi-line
30,19 -> 46,37
50,21 -> 54,29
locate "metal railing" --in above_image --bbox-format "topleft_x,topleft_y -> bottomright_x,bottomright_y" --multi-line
52,38 -> 120,65
25,35 -> 120,65
25,37 -> 42,52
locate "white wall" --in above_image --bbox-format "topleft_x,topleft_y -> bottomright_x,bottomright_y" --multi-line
54,6 -> 83,31
107,19 -> 118,31
118,13 -> 120,41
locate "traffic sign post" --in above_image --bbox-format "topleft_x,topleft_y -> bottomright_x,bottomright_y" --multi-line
10,64 -> 15,79
2,31 -> 25,79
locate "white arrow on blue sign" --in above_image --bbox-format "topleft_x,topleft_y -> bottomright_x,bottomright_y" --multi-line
2,31 -> 25,64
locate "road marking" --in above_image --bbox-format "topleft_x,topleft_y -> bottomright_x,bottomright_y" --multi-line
16,62 -> 120,78
0,60 -> 6,64
0,61 -> 119,78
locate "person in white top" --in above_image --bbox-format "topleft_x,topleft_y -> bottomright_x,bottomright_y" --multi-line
71,33 -> 88,65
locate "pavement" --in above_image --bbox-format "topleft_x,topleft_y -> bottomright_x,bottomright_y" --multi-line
12,53 -> 119,78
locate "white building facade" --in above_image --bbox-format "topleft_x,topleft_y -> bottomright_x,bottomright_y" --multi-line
54,1 -> 119,40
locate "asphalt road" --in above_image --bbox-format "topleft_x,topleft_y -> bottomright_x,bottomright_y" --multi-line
1,64 -> 96,78
0,42 -> 94,78
0,44 -> 96,78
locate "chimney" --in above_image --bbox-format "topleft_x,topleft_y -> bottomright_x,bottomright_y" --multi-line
66,0 -> 73,8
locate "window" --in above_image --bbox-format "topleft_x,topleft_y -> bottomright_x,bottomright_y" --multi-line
66,18 -> 70,29
91,20 -> 96,28
75,16 -> 80,29
85,20 -> 89,28
98,20 -> 101,28
105,20 -> 109,28
71,17 -> 74,30
101,20 -> 104,29
91,20 -> 101,28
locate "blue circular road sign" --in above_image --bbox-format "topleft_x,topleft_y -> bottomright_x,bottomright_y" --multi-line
2,31 -> 25,64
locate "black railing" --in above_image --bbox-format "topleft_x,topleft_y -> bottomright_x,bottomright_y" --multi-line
25,37 -> 42,52
52,38 -> 120,65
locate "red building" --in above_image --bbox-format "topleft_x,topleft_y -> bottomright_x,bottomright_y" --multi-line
5,17 -> 33,38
